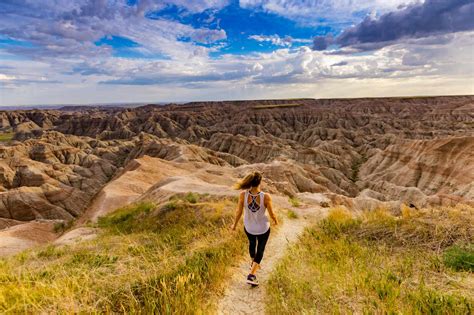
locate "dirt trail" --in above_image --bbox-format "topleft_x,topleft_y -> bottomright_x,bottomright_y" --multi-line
217,206 -> 325,315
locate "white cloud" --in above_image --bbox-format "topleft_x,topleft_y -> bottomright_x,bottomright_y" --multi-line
249,34 -> 312,47
0,0 -> 228,62
1,0 -> 472,106
0,74 -> 16,80
2,31 -> 472,106
240,0 -> 422,25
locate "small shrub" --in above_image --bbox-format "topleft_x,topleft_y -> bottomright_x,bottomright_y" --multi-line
320,201 -> 330,208
53,220 -> 74,233
288,197 -> 301,207
162,200 -> 178,212
443,244 -> 474,272
184,192 -> 199,204
286,209 -> 298,219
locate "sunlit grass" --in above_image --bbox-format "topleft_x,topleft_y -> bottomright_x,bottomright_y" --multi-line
0,132 -> 14,142
266,205 -> 474,314
0,195 -> 246,313
286,209 -> 298,219
288,196 -> 301,208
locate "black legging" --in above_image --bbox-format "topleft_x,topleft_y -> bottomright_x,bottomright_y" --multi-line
244,227 -> 270,264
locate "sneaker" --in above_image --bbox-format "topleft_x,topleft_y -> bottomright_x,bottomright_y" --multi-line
246,274 -> 259,286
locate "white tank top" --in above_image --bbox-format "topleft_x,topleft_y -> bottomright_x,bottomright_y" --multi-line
243,190 -> 270,235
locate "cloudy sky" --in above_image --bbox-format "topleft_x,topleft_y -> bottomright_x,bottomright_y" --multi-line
1,0 -> 473,106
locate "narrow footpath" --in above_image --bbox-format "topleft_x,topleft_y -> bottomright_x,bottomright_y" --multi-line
217,206 -> 325,315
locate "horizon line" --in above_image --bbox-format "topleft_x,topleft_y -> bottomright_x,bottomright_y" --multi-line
1,93 -> 473,110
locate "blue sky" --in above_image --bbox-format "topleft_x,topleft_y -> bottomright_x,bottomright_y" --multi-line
0,0 -> 473,106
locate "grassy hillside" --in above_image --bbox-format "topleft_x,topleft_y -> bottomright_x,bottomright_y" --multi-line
266,205 -> 474,314
0,193 -> 246,313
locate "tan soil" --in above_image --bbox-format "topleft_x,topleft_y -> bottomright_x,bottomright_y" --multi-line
0,221 -> 57,257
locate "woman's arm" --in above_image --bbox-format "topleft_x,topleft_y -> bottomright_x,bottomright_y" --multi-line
231,191 -> 244,230
265,194 -> 278,225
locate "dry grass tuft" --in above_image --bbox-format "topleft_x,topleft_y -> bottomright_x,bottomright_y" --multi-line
354,204 -> 474,251
288,196 -> 301,208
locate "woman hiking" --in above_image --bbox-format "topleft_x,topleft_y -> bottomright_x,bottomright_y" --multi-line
231,171 -> 278,286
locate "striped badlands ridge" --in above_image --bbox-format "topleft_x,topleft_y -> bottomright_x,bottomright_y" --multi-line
0,96 -> 473,227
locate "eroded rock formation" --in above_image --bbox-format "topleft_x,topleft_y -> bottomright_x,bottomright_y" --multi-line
0,96 -> 473,223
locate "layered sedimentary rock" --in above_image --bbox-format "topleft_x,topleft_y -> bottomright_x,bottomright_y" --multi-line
0,96 -> 473,223
359,136 -> 474,207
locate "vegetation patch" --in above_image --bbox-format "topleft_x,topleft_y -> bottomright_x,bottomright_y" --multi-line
0,197 -> 246,313
97,201 -> 155,233
53,220 -> 74,234
350,154 -> 367,182
266,205 -> 474,314
443,244 -> 474,272
288,196 -> 301,208
183,192 -> 199,204
0,132 -> 14,142
286,209 -> 298,219
252,103 -> 303,109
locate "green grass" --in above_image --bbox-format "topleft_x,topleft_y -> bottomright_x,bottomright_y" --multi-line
443,244 -> 474,272
0,132 -> 14,142
97,201 -> 155,233
288,196 -> 301,208
184,192 -> 199,204
266,206 -> 474,314
252,103 -> 303,109
286,209 -> 298,219
0,197 -> 246,313
350,154 -> 367,182
168,192 -> 202,204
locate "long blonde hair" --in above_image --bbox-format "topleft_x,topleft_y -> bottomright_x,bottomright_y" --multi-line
233,171 -> 263,190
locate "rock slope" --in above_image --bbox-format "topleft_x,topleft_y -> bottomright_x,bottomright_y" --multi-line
0,96 -> 473,224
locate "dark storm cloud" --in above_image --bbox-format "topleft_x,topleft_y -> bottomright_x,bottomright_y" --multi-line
312,35 -> 332,51
331,61 -> 348,67
313,0 -> 474,51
